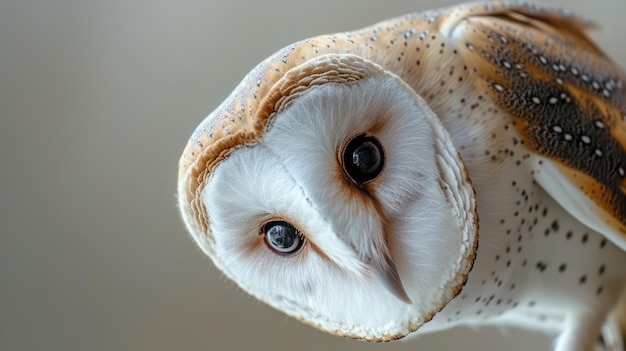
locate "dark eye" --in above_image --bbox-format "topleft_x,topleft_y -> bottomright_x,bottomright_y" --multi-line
262,221 -> 305,255
342,135 -> 385,184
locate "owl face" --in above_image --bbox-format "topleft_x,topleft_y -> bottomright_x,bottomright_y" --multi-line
180,55 -> 477,340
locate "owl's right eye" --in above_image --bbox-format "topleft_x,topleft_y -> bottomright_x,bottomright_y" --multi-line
262,221 -> 305,255
342,134 -> 385,185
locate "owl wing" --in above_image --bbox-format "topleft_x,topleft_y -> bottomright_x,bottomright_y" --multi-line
447,2 -> 626,250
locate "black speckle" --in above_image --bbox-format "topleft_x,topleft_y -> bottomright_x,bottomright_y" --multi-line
536,261 -> 547,272
579,275 -> 587,284
551,220 -> 559,232
582,233 -> 589,244
558,263 -> 567,272
598,264 -> 605,275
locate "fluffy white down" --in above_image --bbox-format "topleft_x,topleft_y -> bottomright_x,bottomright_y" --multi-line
200,75 -> 474,339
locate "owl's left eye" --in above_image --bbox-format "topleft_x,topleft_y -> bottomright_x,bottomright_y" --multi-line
262,221 -> 305,255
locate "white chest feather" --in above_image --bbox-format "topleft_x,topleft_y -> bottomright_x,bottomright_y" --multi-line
429,121 -> 626,336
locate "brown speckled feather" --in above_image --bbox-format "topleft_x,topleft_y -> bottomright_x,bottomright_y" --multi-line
450,3 -> 626,243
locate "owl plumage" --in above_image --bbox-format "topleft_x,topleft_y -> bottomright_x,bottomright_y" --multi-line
178,1 -> 626,350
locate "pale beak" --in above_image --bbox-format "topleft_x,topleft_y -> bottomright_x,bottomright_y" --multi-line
369,251 -> 413,304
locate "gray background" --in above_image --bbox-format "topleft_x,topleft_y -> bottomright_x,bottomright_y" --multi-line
1,0 -> 624,350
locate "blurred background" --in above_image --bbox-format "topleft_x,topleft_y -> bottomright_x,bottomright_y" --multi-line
1,0 -> 624,350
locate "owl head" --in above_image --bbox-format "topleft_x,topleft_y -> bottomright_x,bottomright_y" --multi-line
178,53 -> 477,340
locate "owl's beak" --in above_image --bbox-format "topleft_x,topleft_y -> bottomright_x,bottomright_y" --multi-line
369,252 -> 413,304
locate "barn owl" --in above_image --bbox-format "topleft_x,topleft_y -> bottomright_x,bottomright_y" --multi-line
177,1 -> 626,350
